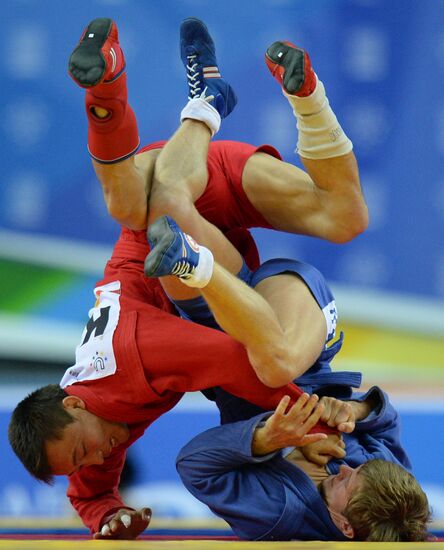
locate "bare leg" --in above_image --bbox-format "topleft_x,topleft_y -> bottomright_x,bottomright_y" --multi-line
93,150 -> 157,230
198,264 -> 326,388
146,217 -> 327,388
149,120 -> 242,271
148,119 -> 243,300
241,41 -> 368,243
242,150 -> 366,243
69,19 -> 154,231
253,273 -> 326,376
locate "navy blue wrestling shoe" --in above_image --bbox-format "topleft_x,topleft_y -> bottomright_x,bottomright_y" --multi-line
145,216 -> 201,280
180,17 -> 237,117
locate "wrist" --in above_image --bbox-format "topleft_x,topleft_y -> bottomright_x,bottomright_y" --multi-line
252,426 -> 274,456
350,399 -> 372,421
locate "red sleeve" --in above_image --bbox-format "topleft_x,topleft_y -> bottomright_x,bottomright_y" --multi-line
66,422 -> 147,533
67,448 -> 128,533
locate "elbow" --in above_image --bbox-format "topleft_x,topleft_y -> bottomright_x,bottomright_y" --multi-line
257,372 -> 292,389
149,177 -> 196,224
251,350 -> 307,389
328,204 -> 369,244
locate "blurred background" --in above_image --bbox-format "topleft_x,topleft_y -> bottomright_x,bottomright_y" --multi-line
1,0 -> 443,526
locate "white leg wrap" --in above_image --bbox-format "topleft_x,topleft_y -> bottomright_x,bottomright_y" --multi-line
181,245 -> 214,288
285,76 -> 353,159
180,98 -> 221,136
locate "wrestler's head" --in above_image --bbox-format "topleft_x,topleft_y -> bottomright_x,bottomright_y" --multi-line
319,460 -> 430,541
9,384 -> 129,481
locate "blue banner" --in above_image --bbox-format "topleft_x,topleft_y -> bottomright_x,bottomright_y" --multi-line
1,0 -> 443,299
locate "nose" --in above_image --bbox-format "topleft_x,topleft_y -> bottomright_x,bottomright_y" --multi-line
93,449 -> 105,465
81,450 -> 104,467
339,464 -> 353,477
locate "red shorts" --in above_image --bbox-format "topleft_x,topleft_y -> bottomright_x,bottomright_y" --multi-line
137,139 -> 280,269
139,140 -> 278,230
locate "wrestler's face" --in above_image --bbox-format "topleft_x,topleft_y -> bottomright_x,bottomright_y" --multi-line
45,396 -> 129,476
320,464 -> 363,534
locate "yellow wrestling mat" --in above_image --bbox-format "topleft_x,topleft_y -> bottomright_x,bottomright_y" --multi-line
0,540 -> 438,549
0,517 -> 442,548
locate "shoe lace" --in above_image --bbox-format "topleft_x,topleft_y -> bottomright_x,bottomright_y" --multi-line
186,54 -> 214,103
172,260 -> 195,280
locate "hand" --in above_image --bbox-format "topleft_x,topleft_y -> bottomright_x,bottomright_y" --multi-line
252,393 -> 327,455
301,433 -> 346,466
318,396 -> 357,433
93,507 -> 152,540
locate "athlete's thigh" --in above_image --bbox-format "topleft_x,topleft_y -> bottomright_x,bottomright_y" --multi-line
254,273 -> 326,366
242,152 -> 320,234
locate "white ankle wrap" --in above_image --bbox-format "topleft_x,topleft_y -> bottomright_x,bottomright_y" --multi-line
285,76 -> 353,159
180,98 -> 221,136
181,245 -> 214,289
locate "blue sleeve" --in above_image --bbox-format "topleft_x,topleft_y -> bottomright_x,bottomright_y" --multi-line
176,413 -> 303,540
344,386 -> 412,470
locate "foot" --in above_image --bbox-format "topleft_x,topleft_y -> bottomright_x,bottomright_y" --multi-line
69,18 -> 125,88
265,41 -> 316,97
145,216 -> 202,280
180,18 -> 237,118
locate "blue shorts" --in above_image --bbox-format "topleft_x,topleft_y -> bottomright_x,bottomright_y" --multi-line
172,258 -> 337,344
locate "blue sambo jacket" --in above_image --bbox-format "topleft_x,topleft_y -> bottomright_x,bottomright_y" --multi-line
176,386 -> 411,541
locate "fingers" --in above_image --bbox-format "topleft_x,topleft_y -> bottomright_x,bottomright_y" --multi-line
301,400 -> 325,432
93,507 -> 152,540
324,438 -> 346,459
98,524 -> 111,538
287,393 -> 318,420
319,397 -> 355,431
140,507 -> 152,524
338,421 -> 355,434
298,432 -> 327,447
305,450 -> 331,466
286,395 -> 324,439
121,514 -> 131,529
109,516 -> 125,534
275,394 -> 292,416
313,454 -> 330,466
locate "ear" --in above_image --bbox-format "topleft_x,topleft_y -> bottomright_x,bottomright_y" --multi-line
328,508 -> 355,539
62,396 -> 86,410
338,517 -> 355,539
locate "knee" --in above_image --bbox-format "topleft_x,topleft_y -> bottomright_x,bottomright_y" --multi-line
148,180 -> 195,224
106,193 -> 147,230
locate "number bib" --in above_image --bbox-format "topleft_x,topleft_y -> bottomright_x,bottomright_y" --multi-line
60,281 -> 121,388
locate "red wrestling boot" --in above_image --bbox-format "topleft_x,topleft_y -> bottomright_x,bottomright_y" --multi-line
265,41 -> 316,97
69,18 -> 139,163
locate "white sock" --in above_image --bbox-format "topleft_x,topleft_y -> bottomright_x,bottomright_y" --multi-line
284,76 -> 353,159
180,243 -> 214,289
180,97 -> 221,136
